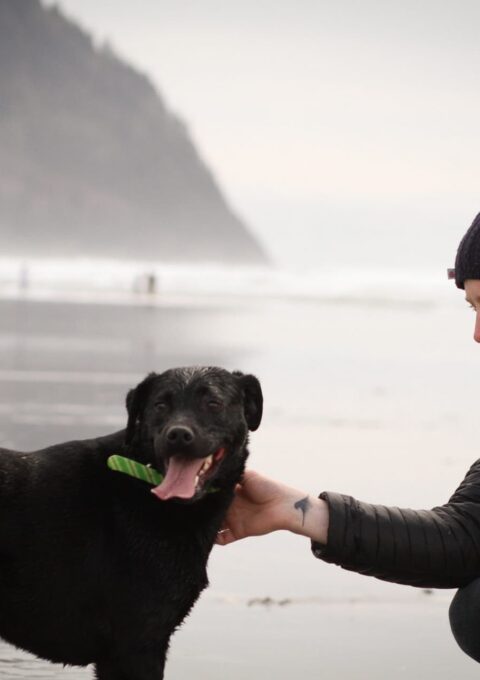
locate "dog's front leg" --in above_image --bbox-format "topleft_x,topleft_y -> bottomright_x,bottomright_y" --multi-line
94,649 -> 167,680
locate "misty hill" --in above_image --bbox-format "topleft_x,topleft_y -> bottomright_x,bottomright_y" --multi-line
0,0 -> 267,263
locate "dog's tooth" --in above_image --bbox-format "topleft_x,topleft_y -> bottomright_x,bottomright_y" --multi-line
201,455 -> 213,474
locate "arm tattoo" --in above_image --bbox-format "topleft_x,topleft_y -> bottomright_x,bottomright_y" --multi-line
294,496 -> 311,526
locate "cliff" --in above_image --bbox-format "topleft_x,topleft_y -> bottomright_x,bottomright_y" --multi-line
0,0 -> 267,263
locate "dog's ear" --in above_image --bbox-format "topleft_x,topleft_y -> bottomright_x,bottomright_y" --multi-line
125,373 -> 157,444
233,371 -> 263,431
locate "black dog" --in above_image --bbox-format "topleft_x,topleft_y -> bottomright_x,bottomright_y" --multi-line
0,366 -> 262,679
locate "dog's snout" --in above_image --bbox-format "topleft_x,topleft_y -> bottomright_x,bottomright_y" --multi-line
165,426 -> 195,446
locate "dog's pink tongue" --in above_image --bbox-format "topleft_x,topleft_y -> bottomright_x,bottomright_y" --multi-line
151,457 -> 205,501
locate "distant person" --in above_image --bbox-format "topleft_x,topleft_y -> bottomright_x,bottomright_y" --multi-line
132,272 -> 159,296
217,212 -> 480,664
146,273 -> 157,295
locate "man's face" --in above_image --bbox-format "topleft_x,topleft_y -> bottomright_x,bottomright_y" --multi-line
464,279 -> 480,342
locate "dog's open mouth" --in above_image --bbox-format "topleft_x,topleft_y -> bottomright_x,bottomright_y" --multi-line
151,448 -> 226,501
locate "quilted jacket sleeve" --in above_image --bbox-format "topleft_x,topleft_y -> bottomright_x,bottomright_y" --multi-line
312,459 -> 480,588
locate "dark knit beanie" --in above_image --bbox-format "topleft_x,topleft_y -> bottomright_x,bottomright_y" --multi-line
453,213 -> 480,289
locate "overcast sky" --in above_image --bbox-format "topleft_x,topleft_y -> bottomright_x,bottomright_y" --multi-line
46,0 -> 480,268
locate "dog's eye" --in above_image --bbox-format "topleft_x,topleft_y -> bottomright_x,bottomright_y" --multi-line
208,399 -> 223,411
154,401 -> 168,412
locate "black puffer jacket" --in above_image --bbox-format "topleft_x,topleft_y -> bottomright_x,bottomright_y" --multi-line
312,459 -> 480,588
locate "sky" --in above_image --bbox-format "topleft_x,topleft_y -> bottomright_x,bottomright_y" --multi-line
46,0 -> 480,269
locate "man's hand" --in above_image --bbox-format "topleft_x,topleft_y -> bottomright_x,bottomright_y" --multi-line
216,469 -> 329,546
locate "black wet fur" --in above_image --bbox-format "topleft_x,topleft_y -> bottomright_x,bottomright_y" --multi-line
0,366 -> 263,679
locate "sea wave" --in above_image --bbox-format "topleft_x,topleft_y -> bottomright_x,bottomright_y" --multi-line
0,257 -> 456,307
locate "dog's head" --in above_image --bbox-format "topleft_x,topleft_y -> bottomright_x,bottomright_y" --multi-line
124,367 -> 263,502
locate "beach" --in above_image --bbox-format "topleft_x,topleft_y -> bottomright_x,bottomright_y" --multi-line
0,291 -> 479,679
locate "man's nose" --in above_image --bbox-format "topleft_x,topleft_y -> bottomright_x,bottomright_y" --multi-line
473,311 -> 480,343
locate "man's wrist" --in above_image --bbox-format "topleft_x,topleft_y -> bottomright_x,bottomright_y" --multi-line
279,489 -> 329,544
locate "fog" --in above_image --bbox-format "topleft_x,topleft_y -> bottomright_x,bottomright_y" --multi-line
50,0 -> 480,270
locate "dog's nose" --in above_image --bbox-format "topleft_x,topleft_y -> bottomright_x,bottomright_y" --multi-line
165,426 -> 195,446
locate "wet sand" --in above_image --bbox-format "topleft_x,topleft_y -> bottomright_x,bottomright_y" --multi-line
0,294 -> 479,678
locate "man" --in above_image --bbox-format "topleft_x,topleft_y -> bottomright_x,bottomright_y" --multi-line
217,212 -> 480,663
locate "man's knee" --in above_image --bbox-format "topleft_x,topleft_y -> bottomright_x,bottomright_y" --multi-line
449,578 -> 480,663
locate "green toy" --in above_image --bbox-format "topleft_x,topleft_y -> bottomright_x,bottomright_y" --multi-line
107,455 -> 164,486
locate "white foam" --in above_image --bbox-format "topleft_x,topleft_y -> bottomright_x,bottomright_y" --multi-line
0,257 -> 455,307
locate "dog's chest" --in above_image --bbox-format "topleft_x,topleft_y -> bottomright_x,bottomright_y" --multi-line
105,528 -> 210,637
